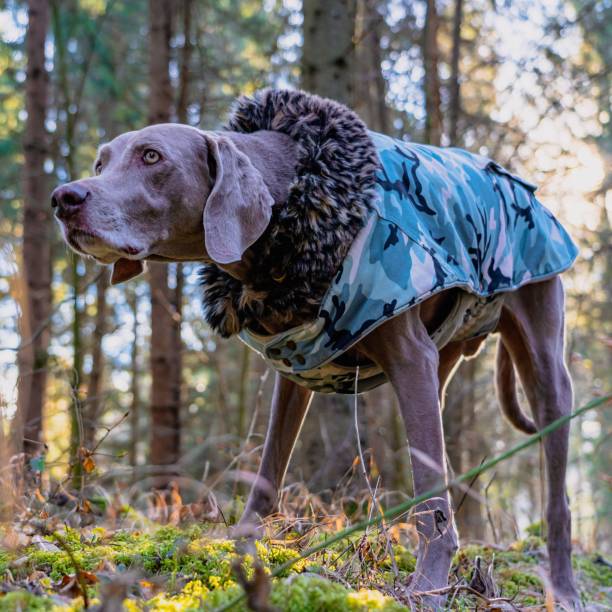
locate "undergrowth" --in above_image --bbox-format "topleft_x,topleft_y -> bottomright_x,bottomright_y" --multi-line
1,521 -> 610,611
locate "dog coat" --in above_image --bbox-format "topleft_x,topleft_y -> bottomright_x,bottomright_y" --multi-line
239,131 -> 578,393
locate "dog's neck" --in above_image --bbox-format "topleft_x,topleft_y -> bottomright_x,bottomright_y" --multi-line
224,130 -> 298,206
200,89 -> 379,338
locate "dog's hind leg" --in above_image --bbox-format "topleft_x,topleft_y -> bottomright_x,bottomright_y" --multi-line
240,373 -> 313,525
360,309 -> 458,606
498,277 -> 580,608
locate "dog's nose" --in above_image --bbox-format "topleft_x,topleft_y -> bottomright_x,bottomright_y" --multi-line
51,184 -> 90,218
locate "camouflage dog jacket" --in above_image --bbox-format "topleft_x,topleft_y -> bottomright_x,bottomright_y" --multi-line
239,130 -> 578,394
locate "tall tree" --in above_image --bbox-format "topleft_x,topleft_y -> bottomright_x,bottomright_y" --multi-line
296,0 -> 368,494
353,0 -> 409,493
148,0 -> 181,481
18,0 -> 52,456
448,0 -> 463,146
422,0 -> 443,145
84,268 -> 109,449
167,0 -> 193,457
354,0 -> 389,133
440,0 -> 485,541
51,0 -> 86,489
302,0 -> 357,106
128,286 -> 141,473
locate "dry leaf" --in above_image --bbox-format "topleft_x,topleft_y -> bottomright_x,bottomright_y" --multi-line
82,455 -> 96,474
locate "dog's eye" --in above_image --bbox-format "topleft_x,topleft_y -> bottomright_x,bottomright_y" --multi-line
94,162 -> 102,175
143,149 -> 161,165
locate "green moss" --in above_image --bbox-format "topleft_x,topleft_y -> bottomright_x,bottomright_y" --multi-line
0,550 -> 9,576
4,524 -> 611,611
574,555 -> 612,588
0,591 -> 54,611
26,550 -> 89,581
380,544 -> 416,574
498,568 -> 544,600
270,575 -> 407,611
525,521 -> 544,538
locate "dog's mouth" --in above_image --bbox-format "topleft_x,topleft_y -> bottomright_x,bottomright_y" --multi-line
66,227 -> 143,261
66,228 -> 99,254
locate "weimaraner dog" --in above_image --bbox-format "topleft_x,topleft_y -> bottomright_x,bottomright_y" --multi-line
52,89 -> 580,608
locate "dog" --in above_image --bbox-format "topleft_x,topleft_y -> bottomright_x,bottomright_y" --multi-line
52,89 -> 580,607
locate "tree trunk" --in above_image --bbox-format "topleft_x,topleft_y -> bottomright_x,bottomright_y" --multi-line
51,1 -> 85,489
448,0 -> 463,146
443,358 -> 485,540
84,268 -> 109,449
166,0 -> 192,469
354,0 -> 389,133
302,0 -> 357,106
423,0 -> 443,146
353,0 -> 409,493
18,0 -> 51,456
440,0 -> 485,541
176,0 -> 193,125
148,0 -> 180,481
128,287 -> 141,472
297,0 -> 367,495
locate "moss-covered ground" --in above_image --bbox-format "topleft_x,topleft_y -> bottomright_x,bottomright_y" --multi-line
1,521 -> 610,611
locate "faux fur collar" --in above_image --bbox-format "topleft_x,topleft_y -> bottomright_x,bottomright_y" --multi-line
200,88 -> 380,337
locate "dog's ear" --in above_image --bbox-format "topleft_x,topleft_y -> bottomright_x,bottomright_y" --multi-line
111,258 -> 145,285
203,135 -> 274,264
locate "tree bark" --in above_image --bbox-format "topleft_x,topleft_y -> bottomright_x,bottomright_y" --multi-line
176,0 -> 193,125
296,0 -> 369,495
423,0 -> 443,146
128,287 -> 141,472
148,0 -> 181,480
440,0 -> 485,541
353,0 -> 410,493
443,358 -> 485,540
302,0 -> 357,106
18,0 -> 52,456
354,0 -> 389,133
84,268 -> 109,449
51,1 -> 86,489
448,0 -> 463,146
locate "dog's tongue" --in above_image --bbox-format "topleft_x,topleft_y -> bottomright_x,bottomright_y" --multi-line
111,258 -> 144,285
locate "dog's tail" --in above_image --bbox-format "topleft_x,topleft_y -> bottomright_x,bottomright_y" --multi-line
495,339 -> 538,434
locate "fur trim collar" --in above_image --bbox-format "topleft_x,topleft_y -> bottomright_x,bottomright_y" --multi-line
200,89 -> 379,337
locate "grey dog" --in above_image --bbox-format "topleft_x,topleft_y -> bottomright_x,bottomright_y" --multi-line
52,89 -> 580,608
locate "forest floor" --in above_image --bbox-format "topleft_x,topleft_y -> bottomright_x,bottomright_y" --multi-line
1,504 -> 611,611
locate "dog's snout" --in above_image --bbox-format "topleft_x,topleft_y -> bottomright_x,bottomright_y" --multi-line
51,183 -> 90,216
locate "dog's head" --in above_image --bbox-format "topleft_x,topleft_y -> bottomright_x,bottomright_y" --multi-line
51,124 -> 274,284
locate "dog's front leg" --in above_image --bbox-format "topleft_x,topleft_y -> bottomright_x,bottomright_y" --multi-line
240,373 -> 313,525
360,310 -> 458,605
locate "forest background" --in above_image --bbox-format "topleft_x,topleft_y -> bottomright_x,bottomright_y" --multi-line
0,0 -> 610,595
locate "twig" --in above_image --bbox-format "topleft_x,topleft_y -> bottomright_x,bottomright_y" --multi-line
91,411 -> 130,454
483,472 -> 499,543
413,578 -> 519,609
455,455 -> 487,515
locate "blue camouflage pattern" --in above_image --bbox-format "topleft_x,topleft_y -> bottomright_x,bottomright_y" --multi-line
240,131 -> 579,394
